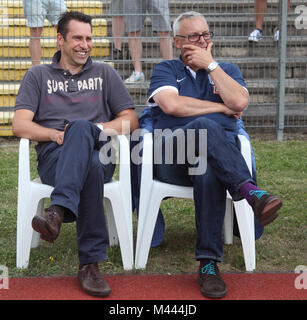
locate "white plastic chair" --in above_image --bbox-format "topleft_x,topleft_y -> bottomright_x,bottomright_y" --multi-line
16,136 -> 133,270
135,132 -> 256,271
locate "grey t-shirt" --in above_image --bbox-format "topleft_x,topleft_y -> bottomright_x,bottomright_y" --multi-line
15,51 -> 135,153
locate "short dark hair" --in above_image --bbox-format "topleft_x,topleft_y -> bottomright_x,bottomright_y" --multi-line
57,11 -> 92,40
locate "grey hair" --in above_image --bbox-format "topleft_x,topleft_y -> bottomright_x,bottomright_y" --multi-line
173,11 -> 208,36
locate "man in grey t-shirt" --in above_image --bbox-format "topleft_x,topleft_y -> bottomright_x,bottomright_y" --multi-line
13,11 -> 138,297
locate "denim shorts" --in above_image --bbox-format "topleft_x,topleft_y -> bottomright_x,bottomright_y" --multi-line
23,0 -> 67,27
124,0 -> 171,32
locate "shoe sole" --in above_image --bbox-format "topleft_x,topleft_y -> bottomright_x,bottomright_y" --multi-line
31,216 -> 57,243
78,278 -> 112,297
259,198 -> 282,227
200,287 -> 227,299
81,287 -> 112,297
40,234 -> 55,243
248,36 -> 262,42
198,277 -> 227,299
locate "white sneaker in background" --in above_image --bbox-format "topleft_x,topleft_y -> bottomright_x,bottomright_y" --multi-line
124,71 -> 145,83
248,29 -> 262,42
274,29 -> 280,41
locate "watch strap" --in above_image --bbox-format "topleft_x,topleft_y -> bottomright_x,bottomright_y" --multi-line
207,61 -> 219,73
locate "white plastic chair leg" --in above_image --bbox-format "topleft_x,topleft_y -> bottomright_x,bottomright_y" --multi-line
105,186 -> 133,270
30,198 -> 44,248
233,199 -> 256,271
17,177 -> 53,269
224,198 -> 234,245
17,197 -> 40,269
135,192 -> 163,270
104,198 -> 119,246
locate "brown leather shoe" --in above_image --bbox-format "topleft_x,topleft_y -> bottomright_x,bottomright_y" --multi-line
250,191 -> 282,227
198,260 -> 227,298
31,205 -> 63,243
78,263 -> 111,297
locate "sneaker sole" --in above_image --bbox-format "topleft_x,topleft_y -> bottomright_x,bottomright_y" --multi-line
259,198 -> 282,227
248,36 -> 262,42
200,287 -> 227,299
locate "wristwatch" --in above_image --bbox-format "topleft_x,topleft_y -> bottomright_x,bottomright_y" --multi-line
207,61 -> 219,73
96,123 -> 104,131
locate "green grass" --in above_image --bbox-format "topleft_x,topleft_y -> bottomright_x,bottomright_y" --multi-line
0,139 -> 306,278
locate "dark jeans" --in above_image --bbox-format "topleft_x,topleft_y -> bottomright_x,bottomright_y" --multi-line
37,119 -> 115,265
154,117 -> 255,262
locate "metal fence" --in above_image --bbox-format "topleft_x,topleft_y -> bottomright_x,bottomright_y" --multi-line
0,0 -> 306,139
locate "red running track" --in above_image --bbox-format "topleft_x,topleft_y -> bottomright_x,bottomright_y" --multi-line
0,273 -> 306,300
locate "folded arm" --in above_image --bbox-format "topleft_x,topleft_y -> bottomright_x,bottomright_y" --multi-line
153,89 -> 242,119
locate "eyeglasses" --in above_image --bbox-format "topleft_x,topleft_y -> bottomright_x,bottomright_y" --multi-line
175,31 -> 214,42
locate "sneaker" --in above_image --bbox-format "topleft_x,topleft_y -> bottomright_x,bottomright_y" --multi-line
250,190 -> 282,227
198,260 -> 227,298
274,29 -> 280,41
248,29 -> 262,42
124,71 -> 145,83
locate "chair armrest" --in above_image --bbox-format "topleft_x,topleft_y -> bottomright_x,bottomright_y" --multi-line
18,138 -> 31,188
141,132 -> 154,182
117,135 -> 130,182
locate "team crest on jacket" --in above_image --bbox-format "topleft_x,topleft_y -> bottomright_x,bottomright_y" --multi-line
213,86 -> 219,94
208,74 -> 219,94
